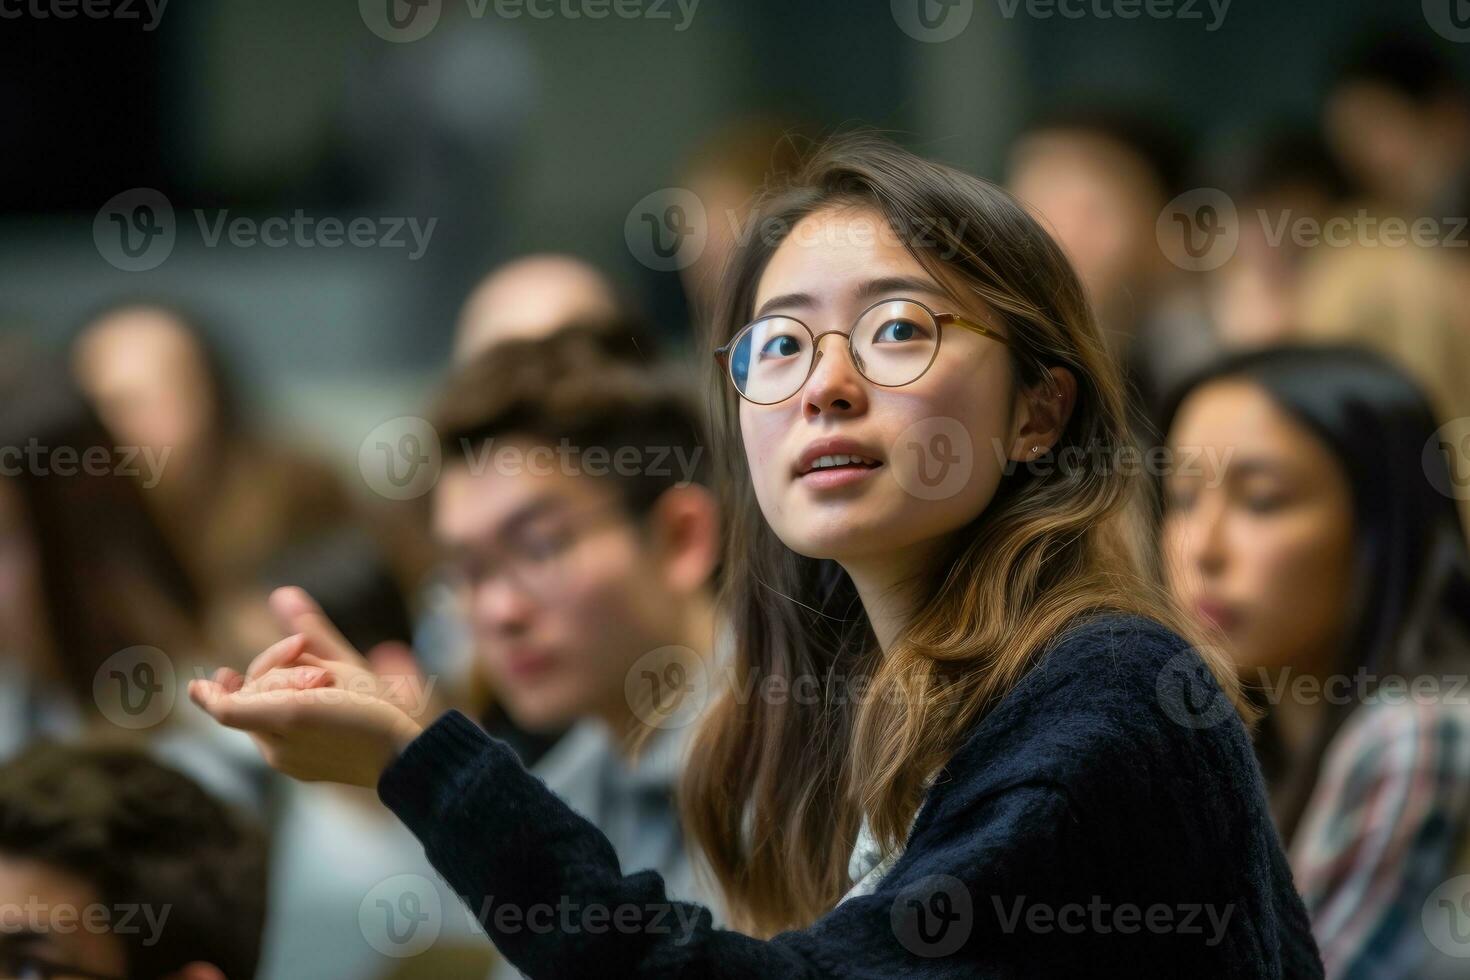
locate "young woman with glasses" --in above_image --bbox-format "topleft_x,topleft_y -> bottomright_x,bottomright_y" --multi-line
190,134 -> 1323,976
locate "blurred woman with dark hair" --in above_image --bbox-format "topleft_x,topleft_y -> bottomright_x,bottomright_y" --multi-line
0,346 -> 267,810
70,300 -> 358,597
1162,344 -> 1470,977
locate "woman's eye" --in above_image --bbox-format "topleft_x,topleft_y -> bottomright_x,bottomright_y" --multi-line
758,335 -> 802,358
1243,494 -> 1286,515
872,319 -> 924,343
1163,483 -> 1197,511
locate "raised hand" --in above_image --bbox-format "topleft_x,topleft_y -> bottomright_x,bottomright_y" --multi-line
189,652 -> 424,787
188,586 -> 435,787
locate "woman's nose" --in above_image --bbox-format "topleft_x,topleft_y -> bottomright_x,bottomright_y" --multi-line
801,333 -> 868,418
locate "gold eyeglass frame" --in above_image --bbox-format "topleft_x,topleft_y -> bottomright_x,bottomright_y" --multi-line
713,297 -> 1011,405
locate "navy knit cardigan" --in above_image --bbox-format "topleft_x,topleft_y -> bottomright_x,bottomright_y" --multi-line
378,613 -> 1324,978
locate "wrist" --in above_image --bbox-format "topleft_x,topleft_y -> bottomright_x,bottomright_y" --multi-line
390,713 -> 424,755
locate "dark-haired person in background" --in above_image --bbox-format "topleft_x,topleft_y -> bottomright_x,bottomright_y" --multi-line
1007,108 -> 1216,430
1162,345 -> 1470,978
430,325 -> 725,932
1324,34 -> 1470,224
70,301 -> 362,609
0,350 -> 267,813
0,742 -> 267,980
1200,127 -> 1347,350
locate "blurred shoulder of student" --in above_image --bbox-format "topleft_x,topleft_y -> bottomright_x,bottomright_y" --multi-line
70,300 -> 357,599
0,740 -> 267,980
1162,344 -> 1470,978
430,323 -> 722,911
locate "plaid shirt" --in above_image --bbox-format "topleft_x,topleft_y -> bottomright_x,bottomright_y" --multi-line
1290,694 -> 1470,978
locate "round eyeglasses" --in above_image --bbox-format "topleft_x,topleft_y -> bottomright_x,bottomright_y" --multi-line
713,298 -> 1010,405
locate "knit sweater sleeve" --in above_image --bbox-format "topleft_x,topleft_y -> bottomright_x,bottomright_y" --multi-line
378,708 -> 1080,979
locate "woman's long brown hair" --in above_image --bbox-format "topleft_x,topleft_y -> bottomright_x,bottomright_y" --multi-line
679,133 -> 1253,936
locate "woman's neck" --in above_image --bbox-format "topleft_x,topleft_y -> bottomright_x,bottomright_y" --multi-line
841,540 -> 942,655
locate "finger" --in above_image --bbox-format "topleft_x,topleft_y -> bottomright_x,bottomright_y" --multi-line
246,632 -> 309,681
269,587 -> 363,665
189,679 -> 306,733
244,665 -> 332,695
212,667 -> 246,693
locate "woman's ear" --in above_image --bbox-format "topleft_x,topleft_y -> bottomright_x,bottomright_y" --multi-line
646,484 -> 722,595
1006,366 -> 1078,461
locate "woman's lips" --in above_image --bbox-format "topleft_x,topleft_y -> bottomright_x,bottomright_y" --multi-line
1194,598 -> 1240,632
797,461 -> 883,490
503,649 -> 558,682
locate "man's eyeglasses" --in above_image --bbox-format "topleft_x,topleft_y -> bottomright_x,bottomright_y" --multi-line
444,504 -> 631,600
713,298 -> 1010,405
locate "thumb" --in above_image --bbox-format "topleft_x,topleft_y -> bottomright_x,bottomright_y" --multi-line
268,586 -> 365,667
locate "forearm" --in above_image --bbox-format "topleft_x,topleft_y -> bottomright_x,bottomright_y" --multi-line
377,710 -> 826,978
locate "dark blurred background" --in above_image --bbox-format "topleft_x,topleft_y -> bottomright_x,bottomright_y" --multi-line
6,0 -> 1464,459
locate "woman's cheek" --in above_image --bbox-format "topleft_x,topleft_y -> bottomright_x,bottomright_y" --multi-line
1241,525 -> 1343,671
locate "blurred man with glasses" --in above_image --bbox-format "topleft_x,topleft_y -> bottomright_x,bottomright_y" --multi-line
431,324 -> 724,946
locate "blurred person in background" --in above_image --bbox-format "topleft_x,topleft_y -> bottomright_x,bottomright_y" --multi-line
430,325 -> 726,936
1162,345 -> 1470,978
1202,127 -> 1348,349
1008,107 -> 1215,432
1324,34 -> 1470,222
69,301 -> 368,643
452,253 -> 625,363
667,118 -> 814,335
0,741 -> 267,980
0,351 -> 266,812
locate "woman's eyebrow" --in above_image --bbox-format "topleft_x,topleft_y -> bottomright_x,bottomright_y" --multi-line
752,291 -> 815,319
752,276 -> 947,320
853,275 -> 946,303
